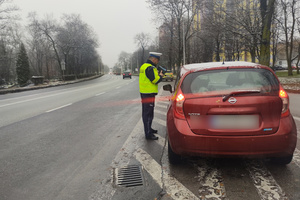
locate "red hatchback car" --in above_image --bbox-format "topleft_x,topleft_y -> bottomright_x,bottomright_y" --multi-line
163,62 -> 297,165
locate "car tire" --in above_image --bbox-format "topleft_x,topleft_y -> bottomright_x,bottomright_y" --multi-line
270,155 -> 293,165
168,141 -> 181,164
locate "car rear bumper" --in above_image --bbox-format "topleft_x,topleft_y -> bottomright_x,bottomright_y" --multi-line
167,114 -> 297,158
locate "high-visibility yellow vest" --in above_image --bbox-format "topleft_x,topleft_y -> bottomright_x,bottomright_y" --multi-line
139,63 -> 160,94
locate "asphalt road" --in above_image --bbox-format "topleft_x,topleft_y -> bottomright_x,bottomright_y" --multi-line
0,75 -> 299,200
0,75 -> 147,200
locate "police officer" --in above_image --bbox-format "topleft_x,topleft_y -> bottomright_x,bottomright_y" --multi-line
139,52 -> 164,140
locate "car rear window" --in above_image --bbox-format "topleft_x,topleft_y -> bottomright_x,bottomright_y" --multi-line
181,68 -> 279,96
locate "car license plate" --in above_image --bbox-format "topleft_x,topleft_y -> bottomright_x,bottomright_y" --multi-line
210,115 -> 259,129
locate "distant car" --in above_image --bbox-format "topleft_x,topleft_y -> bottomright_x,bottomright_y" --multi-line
271,65 -> 284,71
162,70 -> 174,81
123,71 -> 131,79
163,61 -> 297,165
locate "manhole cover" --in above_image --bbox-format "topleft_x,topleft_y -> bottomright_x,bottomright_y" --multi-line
115,165 -> 144,187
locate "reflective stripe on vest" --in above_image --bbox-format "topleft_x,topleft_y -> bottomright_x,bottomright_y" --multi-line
139,63 -> 159,94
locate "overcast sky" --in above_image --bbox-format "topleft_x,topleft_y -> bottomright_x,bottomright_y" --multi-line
13,0 -> 157,68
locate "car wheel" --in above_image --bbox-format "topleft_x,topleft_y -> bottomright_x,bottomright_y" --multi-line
270,155 -> 293,165
168,141 -> 181,164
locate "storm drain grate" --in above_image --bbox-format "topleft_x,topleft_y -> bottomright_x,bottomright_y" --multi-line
115,165 -> 144,187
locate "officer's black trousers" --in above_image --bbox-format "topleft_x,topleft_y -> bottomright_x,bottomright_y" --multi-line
140,93 -> 155,137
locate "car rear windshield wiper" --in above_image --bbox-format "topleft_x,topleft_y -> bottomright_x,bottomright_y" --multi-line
223,90 -> 261,102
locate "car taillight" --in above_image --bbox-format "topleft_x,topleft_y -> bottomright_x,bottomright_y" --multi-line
123,73 -> 125,75
279,86 -> 289,117
129,73 -> 131,75
174,92 -> 185,119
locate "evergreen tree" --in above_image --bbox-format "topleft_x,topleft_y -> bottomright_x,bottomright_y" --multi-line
16,43 -> 30,86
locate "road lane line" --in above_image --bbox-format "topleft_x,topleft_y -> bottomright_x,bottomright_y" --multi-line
246,160 -> 287,200
0,92 -> 65,108
95,92 -> 105,96
46,103 -> 72,113
0,86 -> 107,108
293,116 -> 300,122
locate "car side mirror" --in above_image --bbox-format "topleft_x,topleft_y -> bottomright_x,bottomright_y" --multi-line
163,84 -> 172,93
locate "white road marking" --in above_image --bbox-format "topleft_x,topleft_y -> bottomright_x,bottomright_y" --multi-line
293,116 -> 300,122
93,118 -> 144,199
0,92 -> 65,108
293,148 -> 300,168
135,148 -> 199,199
134,148 -> 163,188
95,92 -> 105,96
161,143 -> 200,199
156,104 -> 167,109
195,160 -> 226,199
46,103 -> 72,113
115,86 -> 121,89
156,134 -> 167,149
158,101 -> 170,105
246,160 -> 288,200
153,118 -> 166,126
154,109 -> 166,116
0,86 -> 106,108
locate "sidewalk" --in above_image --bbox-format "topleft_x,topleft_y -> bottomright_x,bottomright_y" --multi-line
278,77 -> 300,94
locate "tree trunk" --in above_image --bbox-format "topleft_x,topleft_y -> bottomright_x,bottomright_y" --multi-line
259,0 -> 276,67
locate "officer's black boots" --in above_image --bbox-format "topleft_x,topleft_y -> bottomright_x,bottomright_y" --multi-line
146,134 -> 158,140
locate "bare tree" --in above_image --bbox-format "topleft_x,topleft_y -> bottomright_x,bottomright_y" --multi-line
0,0 -> 20,83
148,0 -> 198,73
0,0 -> 18,30
134,32 -> 151,65
57,14 -> 99,76
28,13 -> 63,77
260,0 -> 276,66
118,51 -> 131,72
277,0 -> 298,76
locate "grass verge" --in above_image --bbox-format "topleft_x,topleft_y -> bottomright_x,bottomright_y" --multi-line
275,71 -> 300,78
